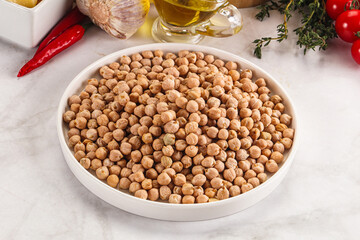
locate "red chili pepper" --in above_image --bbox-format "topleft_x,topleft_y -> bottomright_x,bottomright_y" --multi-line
35,7 -> 86,54
18,23 -> 88,77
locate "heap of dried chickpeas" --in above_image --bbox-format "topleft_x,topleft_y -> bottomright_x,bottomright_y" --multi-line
63,49 -> 295,204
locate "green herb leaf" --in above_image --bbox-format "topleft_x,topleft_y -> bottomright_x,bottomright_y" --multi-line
253,0 -> 338,59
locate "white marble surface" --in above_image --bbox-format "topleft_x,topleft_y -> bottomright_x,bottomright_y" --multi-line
0,6 -> 359,240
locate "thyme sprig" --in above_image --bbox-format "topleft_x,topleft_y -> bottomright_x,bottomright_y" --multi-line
253,0 -> 338,58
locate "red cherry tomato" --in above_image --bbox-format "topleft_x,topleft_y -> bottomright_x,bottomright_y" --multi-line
351,39 -> 360,64
326,0 -> 352,20
335,10 -> 360,43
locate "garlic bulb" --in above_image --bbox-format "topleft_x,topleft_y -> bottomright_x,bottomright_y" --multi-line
76,0 -> 150,39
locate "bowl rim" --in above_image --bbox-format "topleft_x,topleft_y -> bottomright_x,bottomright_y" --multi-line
57,43 -> 299,209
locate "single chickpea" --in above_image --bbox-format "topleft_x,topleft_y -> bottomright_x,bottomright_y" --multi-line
141,156 -> 154,169
265,160 -> 279,173
204,188 -> 217,198
95,147 -> 107,160
248,145 -> 261,159
262,149 -> 272,158
141,133 -> 153,144
184,121 -> 198,134
86,129 -> 98,141
79,158 -> 91,169
118,177 -> 131,189
68,127 -> 80,139
240,138 -> 252,150
229,185 -> 241,197
196,194 -> 209,203
248,177 -> 260,188
233,176 -> 246,187
162,78 -> 175,91
182,183 -> 195,195
63,111 -> 76,123
90,159 -> 102,170
129,182 -> 141,193
182,195 -> 195,204
270,151 -> 284,164
280,114 -> 292,126
68,135 -> 81,147
185,145 -> 198,157
228,138 -> 241,151
186,100 -> 199,113
241,183 -> 254,193
145,168 -> 158,180
207,107 -> 222,120
141,179 -> 153,190
280,137 -> 293,149
186,133 -> 198,145
107,175 -> 119,188
223,168 -> 236,182
96,166 -> 109,180
109,150 -> 123,162
157,172 -> 171,185
175,97 -> 188,109
257,173 -> 267,183
210,177 -> 223,189
216,187 -> 230,200
225,158 -> 237,169
162,145 -> 174,157
283,128 -> 295,139
168,194 -> 181,204
207,143 -> 220,156
120,142 -> 132,155
244,169 -> 257,180
74,117 -> 87,129
109,165 -> 121,176
217,117 -> 230,129
159,155 -> 172,168
159,186 -> 172,200
164,121 -> 180,134
252,162 -> 265,174
129,150 -> 141,163
163,133 -> 175,146
214,160 -> 225,173
204,168 -> 218,180
134,189 -> 148,200
133,171 -> 145,183
147,188 -> 159,201
191,174 -> 206,186
206,127 -> 218,139
200,156 -> 215,168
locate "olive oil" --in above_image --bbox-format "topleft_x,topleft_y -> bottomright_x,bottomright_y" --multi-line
153,0 -> 227,27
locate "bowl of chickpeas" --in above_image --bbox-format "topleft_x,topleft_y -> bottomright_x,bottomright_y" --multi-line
57,43 -> 298,221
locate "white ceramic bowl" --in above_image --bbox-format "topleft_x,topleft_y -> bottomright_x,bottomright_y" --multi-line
0,0 -> 73,48
57,43 -> 299,221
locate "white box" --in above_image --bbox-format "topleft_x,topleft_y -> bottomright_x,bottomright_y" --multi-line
0,0 -> 73,48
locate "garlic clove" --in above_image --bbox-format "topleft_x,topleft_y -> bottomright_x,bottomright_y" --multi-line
76,0 -> 150,39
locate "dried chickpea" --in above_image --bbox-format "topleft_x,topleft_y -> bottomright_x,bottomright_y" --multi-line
79,158 -> 91,169
241,183 -> 253,193
216,187 -> 230,200
192,174 -> 206,186
134,189 -> 148,199
107,175 -> 119,188
257,173 -> 267,183
248,177 -> 260,188
182,183 -> 195,195
96,166 -> 109,180
265,160 -> 279,173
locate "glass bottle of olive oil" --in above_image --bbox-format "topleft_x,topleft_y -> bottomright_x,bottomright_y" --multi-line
153,0 -> 227,27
